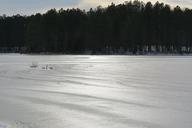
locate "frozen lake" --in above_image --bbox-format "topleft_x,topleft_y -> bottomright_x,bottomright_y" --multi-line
0,54 -> 192,128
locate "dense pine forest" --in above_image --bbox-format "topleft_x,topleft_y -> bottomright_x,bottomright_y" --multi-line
1,0 -> 192,54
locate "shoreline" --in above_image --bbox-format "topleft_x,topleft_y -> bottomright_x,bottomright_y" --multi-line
1,53 -> 192,56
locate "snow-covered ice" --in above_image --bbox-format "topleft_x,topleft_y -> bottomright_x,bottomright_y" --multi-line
0,54 -> 192,128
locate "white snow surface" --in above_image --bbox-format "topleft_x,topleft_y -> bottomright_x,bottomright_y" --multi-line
0,54 -> 192,128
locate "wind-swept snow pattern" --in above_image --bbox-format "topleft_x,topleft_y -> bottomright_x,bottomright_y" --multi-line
0,54 -> 192,128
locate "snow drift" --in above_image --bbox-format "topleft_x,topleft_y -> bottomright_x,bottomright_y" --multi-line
0,54 -> 192,128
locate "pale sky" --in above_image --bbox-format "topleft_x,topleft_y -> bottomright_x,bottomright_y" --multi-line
0,0 -> 191,16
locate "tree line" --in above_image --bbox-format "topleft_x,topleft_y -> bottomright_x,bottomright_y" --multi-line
1,0 -> 192,54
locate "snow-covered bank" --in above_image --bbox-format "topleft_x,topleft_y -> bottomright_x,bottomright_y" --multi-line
0,54 -> 192,128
